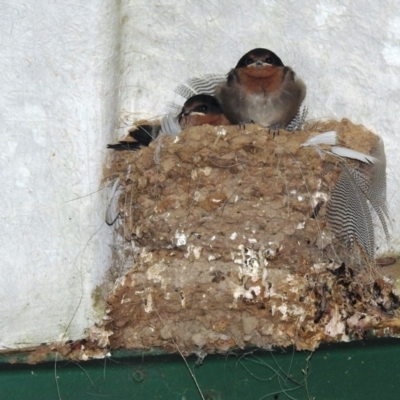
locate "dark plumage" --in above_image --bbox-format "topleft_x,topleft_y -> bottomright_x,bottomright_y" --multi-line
107,95 -> 230,151
215,48 -> 306,129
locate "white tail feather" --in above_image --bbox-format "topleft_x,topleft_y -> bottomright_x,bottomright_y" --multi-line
301,131 -> 337,147
330,146 -> 377,164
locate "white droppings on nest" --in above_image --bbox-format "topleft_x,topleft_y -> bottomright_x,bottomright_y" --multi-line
237,245 -> 270,282
248,238 -> 257,243
234,195 -> 239,203
147,263 -> 166,284
261,269 -> 275,298
289,286 -> 299,294
193,191 -> 201,201
217,128 -> 227,136
87,325 -> 113,348
191,167 -> 212,180
263,282 -> 277,299
286,274 -> 295,283
184,245 -> 202,259
175,230 -> 187,246
211,197 -> 223,203
246,286 -> 261,298
210,235 -> 216,241
325,306 -> 349,340
296,222 -> 305,230
180,292 -> 186,308
297,195 -> 304,201
233,284 -> 261,300
312,263 -> 327,272
173,136 -> 179,143
277,303 -> 288,318
140,248 -> 153,263
120,296 -> 132,304
264,248 -> 277,261
311,191 -> 329,207
144,292 -> 153,313
200,167 -> 212,176
230,232 -> 237,240
290,304 -> 308,319
208,255 -> 216,261
105,305 -> 113,314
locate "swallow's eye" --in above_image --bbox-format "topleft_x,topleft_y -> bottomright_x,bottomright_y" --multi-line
265,57 -> 273,64
198,105 -> 208,112
246,57 -> 254,66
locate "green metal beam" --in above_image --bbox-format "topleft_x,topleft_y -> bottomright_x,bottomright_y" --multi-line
1,338 -> 399,399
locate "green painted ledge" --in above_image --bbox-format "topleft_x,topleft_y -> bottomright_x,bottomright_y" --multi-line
1,338 -> 400,399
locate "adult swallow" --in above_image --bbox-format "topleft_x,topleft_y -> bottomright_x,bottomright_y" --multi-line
215,48 -> 306,129
107,94 -> 230,151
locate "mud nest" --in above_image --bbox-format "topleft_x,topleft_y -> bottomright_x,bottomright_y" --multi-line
104,119 -> 400,354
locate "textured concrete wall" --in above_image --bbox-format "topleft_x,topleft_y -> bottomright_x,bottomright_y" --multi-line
0,2 -> 120,349
2,0 -> 400,349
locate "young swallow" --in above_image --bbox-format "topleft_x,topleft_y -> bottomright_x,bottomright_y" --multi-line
178,94 -> 231,128
107,125 -> 159,151
107,94 -> 230,150
215,48 -> 306,129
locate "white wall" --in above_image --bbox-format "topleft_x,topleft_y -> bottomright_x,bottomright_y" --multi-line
2,0 -> 400,349
0,2 -> 119,349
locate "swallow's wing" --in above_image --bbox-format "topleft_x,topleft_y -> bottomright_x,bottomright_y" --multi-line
174,74 -> 226,99
160,114 -> 182,136
107,141 -> 142,151
285,106 -> 308,131
129,124 -> 161,146
166,74 -> 227,115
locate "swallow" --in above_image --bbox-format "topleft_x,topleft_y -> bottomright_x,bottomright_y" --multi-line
215,48 -> 306,129
107,125 -> 159,151
107,94 -> 230,151
178,94 -> 231,129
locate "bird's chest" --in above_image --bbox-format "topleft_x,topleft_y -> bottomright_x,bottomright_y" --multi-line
245,94 -> 279,125
239,72 -> 282,99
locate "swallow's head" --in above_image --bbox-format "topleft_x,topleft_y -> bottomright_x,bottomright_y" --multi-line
236,48 -> 284,69
178,95 -> 230,128
180,94 -> 223,117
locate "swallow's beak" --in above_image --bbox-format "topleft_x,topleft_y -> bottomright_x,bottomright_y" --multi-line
177,110 -> 189,122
